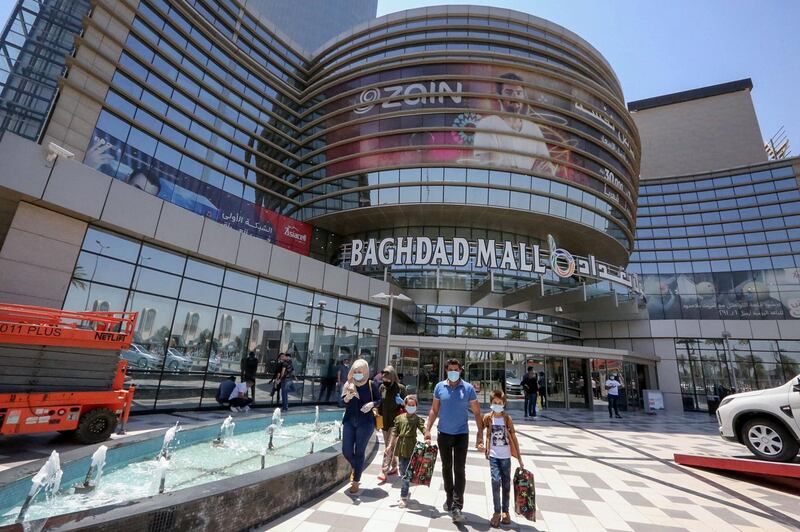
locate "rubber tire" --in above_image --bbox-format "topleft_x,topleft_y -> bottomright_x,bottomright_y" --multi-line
138,358 -> 149,370
75,408 -> 118,444
741,417 -> 800,462
168,361 -> 178,371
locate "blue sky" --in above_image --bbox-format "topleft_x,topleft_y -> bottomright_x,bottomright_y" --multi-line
377,0 -> 799,156
1,0 -> 796,156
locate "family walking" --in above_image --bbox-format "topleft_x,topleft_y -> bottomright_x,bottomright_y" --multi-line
339,357 -> 529,527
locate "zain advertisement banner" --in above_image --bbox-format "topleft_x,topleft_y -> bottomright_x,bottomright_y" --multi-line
85,128 -> 312,255
322,64 -> 634,207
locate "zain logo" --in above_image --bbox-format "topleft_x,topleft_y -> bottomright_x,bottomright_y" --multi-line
353,81 -> 463,114
547,234 -> 576,278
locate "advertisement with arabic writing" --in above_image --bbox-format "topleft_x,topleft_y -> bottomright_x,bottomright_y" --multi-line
321,64 -> 635,207
85,128 -> 312,256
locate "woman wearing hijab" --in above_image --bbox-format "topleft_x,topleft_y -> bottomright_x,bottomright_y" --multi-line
377,365 -> 406,482
341,358 -> 381,494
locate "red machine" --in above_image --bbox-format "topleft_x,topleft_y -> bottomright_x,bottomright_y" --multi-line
0,304 -> 138,443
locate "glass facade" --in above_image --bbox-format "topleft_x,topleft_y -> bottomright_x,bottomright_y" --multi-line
675,338 -> 800,412
62,226 -> 383,412
631,164 -> 800,320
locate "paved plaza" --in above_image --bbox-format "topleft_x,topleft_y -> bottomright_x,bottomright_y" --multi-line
1,407 -> 798,531
267,408 -> 800,532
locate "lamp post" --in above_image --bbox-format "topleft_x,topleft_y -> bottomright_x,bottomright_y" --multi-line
721,331 -> 738,392
371,292 -> 412,366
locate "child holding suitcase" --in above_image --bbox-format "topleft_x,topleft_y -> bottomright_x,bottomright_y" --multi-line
390,394 -> 425,507
483,389 -> 523,528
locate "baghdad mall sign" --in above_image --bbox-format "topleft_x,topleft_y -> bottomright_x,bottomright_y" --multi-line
346,236 -> 642,293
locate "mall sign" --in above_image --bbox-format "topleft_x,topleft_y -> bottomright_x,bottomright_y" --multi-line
346,236 -> 641,293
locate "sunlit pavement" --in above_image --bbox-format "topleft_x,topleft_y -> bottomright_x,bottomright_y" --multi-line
2,407 -> 799,531
266,408 -> 800,532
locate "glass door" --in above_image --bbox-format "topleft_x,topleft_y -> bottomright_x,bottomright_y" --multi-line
567,358 -> 590,409
418,349 -> 441,402
544,357 -> 565,408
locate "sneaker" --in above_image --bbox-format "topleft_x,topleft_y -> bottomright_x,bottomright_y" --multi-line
490,512 -> 501,527
615,415 -> 623,419
398,498 -> 408,508
501,512 -> 512,525
443,500 -> 453,512
230,406 -> 239,412
451,507 -> 465,523
377,473 -> 387,483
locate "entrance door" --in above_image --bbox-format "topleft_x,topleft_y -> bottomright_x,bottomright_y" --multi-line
418,349 -> 440,402
567,358 -> 591,409
545,357 -> 565,408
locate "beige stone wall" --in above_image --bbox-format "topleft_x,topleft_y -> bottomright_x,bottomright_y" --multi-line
633,90 -> 768,179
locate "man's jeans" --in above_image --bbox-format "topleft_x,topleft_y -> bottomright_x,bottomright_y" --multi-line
608,394 -> 620,416
489,456 -> 512,513
398,456 -> 411,498
524,392 -> 538,416
437,432 -> 468,510
281,378 -> 291,410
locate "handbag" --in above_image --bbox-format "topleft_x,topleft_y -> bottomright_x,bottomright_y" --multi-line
369,383 -> 383,430
513,467 -> 536,521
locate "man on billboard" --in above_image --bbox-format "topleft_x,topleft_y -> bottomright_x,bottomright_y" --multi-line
473,73 -> 554,173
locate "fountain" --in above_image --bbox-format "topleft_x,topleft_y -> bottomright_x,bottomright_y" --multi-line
73,445 -> 107,494
0,410 -> 371,531
314,405 -> 320,428
159,421 -> 180,459
213,416 -> 235,445
15,450 -> 62,524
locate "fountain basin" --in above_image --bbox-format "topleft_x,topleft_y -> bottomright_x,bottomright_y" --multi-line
0,410 -> 376,531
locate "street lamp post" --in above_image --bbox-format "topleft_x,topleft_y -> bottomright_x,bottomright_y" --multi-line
721,331 -> 738,392
371,292 -> 412,366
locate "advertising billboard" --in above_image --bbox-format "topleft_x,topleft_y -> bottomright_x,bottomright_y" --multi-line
321,64 -> 635,209
84,128 -> 312,255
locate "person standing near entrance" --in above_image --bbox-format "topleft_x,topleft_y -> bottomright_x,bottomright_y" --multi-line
424,358 -> 485,524
606,374 -> 623,419
538,371 -> 547,409
279,352 -> 295,411
521,367 -> 539,418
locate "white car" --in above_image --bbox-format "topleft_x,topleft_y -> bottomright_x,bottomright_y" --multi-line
716,374 -> 800,462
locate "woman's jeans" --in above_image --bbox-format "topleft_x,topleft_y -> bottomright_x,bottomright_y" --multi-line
342,421 -> 374,482
489,457 -> 511,513
398,456 -> 411,498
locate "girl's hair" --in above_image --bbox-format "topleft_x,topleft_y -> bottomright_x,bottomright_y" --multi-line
404,394 -> 418,405
347,358 -> 370,381
490,389 -> 506,404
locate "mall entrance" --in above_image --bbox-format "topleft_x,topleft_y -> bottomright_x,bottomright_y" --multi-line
390,348 -> 646,410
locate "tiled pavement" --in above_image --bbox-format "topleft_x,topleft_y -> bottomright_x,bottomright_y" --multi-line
265,408 -> 800,532
2,407 -> 798,531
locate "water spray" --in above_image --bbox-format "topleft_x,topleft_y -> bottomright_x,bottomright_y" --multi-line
16,451 -> 62,524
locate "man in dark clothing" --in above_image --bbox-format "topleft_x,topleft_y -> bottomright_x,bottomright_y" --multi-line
521,367 -> 539,418
279,353 -> 295,411
336,357 -> 350,407
270,353 -> 283,404
377,365 -> 406,482
215,376 -> 237,407
318,357 -> 337,403
538,371 -> 547,409
244,351 -> 259,400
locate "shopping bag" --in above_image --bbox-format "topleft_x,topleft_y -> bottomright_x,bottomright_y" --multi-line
403,442 -> 438,486
514,467 -> 536,521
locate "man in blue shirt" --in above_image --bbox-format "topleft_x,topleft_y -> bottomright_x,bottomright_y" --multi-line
424,358 -> 485,523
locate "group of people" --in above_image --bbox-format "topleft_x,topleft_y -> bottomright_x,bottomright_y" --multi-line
215,351 -> 295,412
340,357 -> 523,527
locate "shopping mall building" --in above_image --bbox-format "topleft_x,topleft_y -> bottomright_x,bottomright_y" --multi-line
0,0 -> 798,413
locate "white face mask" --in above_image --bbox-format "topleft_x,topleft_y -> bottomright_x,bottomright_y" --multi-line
490,404 -> 504,413
447,370 -> 461,382
405,406 -> 417,415
352,372 -> 365,381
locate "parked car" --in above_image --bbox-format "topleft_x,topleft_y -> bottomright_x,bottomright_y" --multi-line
717,374 -> 800,462
505,370 -> 523,396
166,348 -> 193,372
120,343 -> 162,370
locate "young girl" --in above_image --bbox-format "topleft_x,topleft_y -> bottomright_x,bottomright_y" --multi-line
390,394 -> 425,507
482,389 -> 523,528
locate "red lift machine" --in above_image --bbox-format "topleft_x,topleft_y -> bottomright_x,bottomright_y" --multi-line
0,304 -> 138,443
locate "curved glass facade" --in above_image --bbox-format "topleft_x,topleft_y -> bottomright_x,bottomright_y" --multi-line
630,163 -> 800,320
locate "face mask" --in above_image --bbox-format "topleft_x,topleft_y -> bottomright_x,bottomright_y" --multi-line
447,370 -> 460,382
406,406 -> 417,415
352,372 -> 364,381
490,404 -> 504,413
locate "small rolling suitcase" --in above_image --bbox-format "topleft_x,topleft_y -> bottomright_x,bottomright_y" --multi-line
403,442 -> 438,486
514,467 -> 536,521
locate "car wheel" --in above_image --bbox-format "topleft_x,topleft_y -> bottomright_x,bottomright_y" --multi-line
168,361 -> 178,371
741,417 -> 800,462
139,358 -> 149,370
